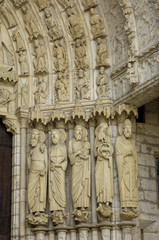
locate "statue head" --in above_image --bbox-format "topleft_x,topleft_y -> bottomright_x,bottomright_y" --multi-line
30,129 -> 39,147
51,129 -> 60,145
66,6 -> 72,16
99,66 -> 105,74
78,69 -> 84,78
123,119 -> 132,139
74,125 -> 83,141
44,8 -> 51,18
90,7 -> 95,15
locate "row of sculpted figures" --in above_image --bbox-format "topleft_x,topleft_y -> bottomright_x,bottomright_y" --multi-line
26,119 -> 140,227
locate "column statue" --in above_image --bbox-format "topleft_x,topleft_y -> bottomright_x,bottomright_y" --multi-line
95,123 -> 113,221
26,129 -> 48,225
49,129 -> 67,225
68,125 -> 91,223
115,119 -> 139,220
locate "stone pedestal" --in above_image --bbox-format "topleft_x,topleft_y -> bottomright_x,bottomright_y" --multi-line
118,221 -> 136,240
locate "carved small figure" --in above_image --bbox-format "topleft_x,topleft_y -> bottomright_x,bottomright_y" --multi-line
33,39 -> 47,74
19,51 -> 29,76
76,69 -> 90,100
56,0 -> 71,9
82,0 -> 97,11
53,40 -> 67,73
12,30 -> 26,52
96,67 -> 109,98
36,0 -> 49,11
95,123 -> 113,221
26,129 -> 48,225
34,77 -> 47,104
49,129 -> 67,225
68,125 -> 91,223
55,72 -> 68,101
45,8 -> 62,41
22,5 -> 42,40
75,39 -> 88,70
21,80 -> 29,106
66,7 -> 84,40
90,8 -> 106,39
96,38 -> 110,68
0,5 -> 17,28
116,119 -> 139,220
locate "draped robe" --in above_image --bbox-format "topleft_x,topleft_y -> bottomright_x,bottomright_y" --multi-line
116,135 -> 139,208
68,139 -> 90,208
28,143 -> 47,213
49,143 -> 67,211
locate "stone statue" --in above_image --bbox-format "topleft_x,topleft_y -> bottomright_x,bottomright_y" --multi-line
33,39 -> 47,74
21,80 -> 29,106
96,67 -> 109,98
82,0 -> 97,11
75,39 -> 88,70
90,8 -> 106,39
76,69 -> 90,100
66,7 -> 84,40
27,129 -> 48,225
55,72 -> 68,101
115,119 -> 139,220
68,125 -> 91,223
49,129 -> 67,225
95,123 -> 113,221
19,51 -> 29,76
56,0 -> 71,9
34,77 -> 47,104
22,5 -> 41,40
36,0 -> 49,11
53,40 -> 66,73
0,5 -> 17,28
12,30 -> 26,52
96,38 -> 110,68
44,8 -> 62,41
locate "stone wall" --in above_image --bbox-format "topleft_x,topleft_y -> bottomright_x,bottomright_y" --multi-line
136,99 -> 159,240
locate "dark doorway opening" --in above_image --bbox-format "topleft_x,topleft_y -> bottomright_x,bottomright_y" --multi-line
0,119 -> 12,240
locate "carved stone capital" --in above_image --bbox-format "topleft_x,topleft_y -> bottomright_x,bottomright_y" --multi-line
29,105 -> 46,127
16,107 -> 29,128
3,115 -> 20,134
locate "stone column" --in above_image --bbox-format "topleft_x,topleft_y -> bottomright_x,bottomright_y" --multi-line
49,231 -> 55,240
70,229 -> 76,240
17,108 -> 28,240
57,229 -> 67,239
99,222 -> 113,240
34,228 -> 47,240
118,222 -> 136,240
92,227 -> 98,240
78,227 -> 89,240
